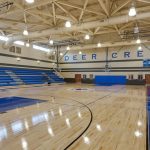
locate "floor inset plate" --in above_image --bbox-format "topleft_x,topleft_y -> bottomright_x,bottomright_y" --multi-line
68,88 -> 94,91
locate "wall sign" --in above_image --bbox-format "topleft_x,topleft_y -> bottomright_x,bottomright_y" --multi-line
143,59 -> 150,67
64,54 -> 96,61
112,51 -> 143,58
64,50 -> 143,61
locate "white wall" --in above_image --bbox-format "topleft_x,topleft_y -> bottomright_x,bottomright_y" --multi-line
0,42 -> 53,69
59,44 -> 150,79
0,41 -> 150,79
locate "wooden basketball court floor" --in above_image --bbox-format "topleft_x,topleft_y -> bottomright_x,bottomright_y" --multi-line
0,84 -> 146,150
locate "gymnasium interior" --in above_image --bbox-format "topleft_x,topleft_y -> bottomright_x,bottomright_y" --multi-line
0,0 -> 150,150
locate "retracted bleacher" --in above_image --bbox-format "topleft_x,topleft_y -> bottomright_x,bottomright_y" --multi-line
0,69 -> 17,86
0,67 -> 64,86
95,75 -> 127,85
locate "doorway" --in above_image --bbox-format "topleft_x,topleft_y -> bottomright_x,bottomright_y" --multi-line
145,74 -> 150,84
75,74 -> 81,83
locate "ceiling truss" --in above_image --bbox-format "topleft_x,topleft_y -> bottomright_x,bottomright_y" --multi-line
0,0 -> 149,47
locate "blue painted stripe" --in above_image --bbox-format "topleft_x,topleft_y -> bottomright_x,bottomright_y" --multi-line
0,97 -> 47,112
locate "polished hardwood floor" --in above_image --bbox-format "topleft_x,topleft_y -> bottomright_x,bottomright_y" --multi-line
0,84 -> 147,150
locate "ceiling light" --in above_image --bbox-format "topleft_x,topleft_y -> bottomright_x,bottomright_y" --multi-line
33,45 -> 50,52
97,43 -> 101,47
138,46 -> 142,50
17,57 -> 21,61
49,40 -> 53,45
79,51 -> 82,55
23,29 -> 28,36
65,21 -> 71,28
0,35 -> 9,41
66,46 -> 70,51
14,41 -> 25,46
136,38 -> 141,44
85,34 -> 90,40
37,60 -> 40,64
25,0 -> 34,4
60,53 -> 63,56
128,6 -> 136,17
134,27 -> 139,33
26,43 -> 30,47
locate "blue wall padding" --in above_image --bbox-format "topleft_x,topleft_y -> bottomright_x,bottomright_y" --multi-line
95,75 -> 126,85
143,59 -> 150,67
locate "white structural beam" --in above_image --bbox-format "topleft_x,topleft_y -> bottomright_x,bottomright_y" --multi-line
111,0 -> 132,15
60,40 -> 150,51
54,2 -> 78,22
13,2 -> 52,26
28,9 -> 73,21
79,0 -> 89,21
30,29 -> 117,44
0,18 -> 43,26
97,0 -> 109,16
114,25 -> 122,39
25,0 -> 54,10
52,2 -> 56,25
6,12 -> 150,43
137,0 -> 150,4
57,1 -> 105,16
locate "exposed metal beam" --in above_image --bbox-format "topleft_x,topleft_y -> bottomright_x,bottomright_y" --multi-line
97,0 -> 109,16
25,0 -> 54,10
7,12 -> 150,43
79,0 -> 89,21
28,9 -> 73,21
59,39 -> 150,51
114,25 -> 122,39
57,1 -> 105,16
111,0 -> 132,15
52,2 -> 56,25
13,2 -> 52,26
137,0 -> 150,4
54,2 -> 78,22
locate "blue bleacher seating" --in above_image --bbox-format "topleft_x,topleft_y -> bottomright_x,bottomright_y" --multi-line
0,67 -> 64,86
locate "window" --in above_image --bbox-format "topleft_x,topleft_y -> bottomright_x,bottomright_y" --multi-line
138,75 -> 143,80
128,74 -> 133,80
9,46 -> 21,54
16,47 -> 21,54
83,74 -> 86,79
89,74 -> 93,79
9,46 -> 15,53
49,55 -> 55,60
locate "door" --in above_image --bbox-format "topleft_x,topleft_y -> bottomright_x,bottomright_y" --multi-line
145,74 -> 150,84
75,74 -> 81,83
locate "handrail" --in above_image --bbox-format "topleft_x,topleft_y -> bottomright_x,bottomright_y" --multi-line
53,68 -> 64,79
